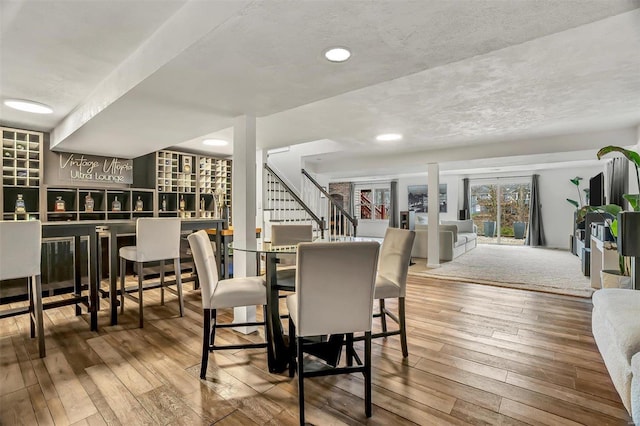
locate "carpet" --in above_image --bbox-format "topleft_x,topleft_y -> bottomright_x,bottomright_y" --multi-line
408,244 -> 593,298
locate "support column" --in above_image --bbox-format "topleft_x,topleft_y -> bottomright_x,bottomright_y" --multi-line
232,115 -> 258,334
427,163 -> 440,268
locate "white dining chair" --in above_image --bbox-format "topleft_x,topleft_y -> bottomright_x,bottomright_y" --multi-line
119,217 -> 184,328
287,241 -> 380,425
271,224 -> 313,285
187,230 -> 268,380
373,227 -> 416,357
0,220 -> 45,357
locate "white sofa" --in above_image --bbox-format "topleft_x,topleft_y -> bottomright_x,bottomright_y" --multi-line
411,219 -> 477,261
592,288 -> 640,423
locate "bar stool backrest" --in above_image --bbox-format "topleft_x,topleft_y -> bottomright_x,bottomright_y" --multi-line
377,228 -> 416,297
0,220 -> 41,280
187,230 -> 219,310
271,224 -> 313,246
135,218 -> 181,262
294,241 -> 379,337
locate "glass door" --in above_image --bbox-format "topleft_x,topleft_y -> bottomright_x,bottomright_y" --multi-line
471,180 -> 531,245
499,182 -> 531,245
471,184 -> 498,242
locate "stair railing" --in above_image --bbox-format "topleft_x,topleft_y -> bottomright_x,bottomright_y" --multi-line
264,164 -> 325,238
301,169 -> 358,238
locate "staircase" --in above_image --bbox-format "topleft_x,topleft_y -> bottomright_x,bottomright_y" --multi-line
264,164 -> 325,240
263,164 -> 357,241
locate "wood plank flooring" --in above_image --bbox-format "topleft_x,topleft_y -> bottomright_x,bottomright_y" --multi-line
0,275 -> 632,425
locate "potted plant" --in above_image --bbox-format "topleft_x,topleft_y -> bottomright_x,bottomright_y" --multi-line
595,146 -> 640,287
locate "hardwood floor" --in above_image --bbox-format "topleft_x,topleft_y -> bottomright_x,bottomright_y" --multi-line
0,276 -> 632,425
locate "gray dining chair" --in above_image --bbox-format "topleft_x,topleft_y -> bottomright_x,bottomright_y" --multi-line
373,227 -> 416,357
287,241 -> 380,425
0,220 -> 45,357
187,230 -> 268,379
119,217 -> 184,328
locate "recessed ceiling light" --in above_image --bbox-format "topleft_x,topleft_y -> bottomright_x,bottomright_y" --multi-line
202,139 -> 228,146
376,133 -> 403,142
4,99 -> 53,114
324,47 -> 351,63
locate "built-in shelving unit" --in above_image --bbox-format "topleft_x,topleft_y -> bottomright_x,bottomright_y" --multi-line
1,127 -> 43,221
134,149 -> 232,222
43,187 -> 155,222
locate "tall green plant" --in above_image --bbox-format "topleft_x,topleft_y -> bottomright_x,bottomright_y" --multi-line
566,176 -> 588,209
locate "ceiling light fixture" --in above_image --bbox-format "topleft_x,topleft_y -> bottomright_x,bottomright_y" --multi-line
4,99 -> 53,114
202,139 -> 228,147
324,47 -> 351,63
376,133 -> 403,142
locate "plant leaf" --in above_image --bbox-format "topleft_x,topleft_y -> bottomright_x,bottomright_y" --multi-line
623,194 -> 640,211
570,177 -> 582,186
610,218 -> 618,238
597,146 -> 640,169
566,198 -> 579,208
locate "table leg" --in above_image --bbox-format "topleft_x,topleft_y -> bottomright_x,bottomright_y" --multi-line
109,228 -> 119,325
74,236 -> 82,316
265,253 -> 288,373
89,231 -> 98,331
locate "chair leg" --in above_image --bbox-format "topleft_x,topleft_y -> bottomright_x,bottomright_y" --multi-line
160,259 -> 165,305
28,277 -> 35,338
201,308 -> 212,379
174,258 -> 184,317
31,275 -> 45,358
210,309 -> 217,348
379,299 -> 388,333
137,262 -> 144,328
364,331 -> 372,418
297,336 -> 305,426
288,317 -> 296,378
120,257 -> 126,314
399,297 -> 408,358
346,333 -> 354,366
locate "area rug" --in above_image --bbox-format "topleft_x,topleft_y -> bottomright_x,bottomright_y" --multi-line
409,244 -> 593,298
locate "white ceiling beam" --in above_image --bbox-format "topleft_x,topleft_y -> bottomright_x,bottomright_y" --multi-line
51,0 -> 252,150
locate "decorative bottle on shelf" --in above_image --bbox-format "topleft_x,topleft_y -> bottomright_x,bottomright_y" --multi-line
54,196 -> 66,212
200,197 -> 205,216
179,195 -> 185,211
111,196 -> 121,212
161,196 -> 167,212
85,192 -> 94,212
135,196 -> 144,211
15,194 -> 26,213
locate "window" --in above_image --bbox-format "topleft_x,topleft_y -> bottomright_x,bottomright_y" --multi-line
356,185 -> 390,221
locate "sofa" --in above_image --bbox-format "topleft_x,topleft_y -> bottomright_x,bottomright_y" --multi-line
411,219 -> 477,261
592,288 -> 640,423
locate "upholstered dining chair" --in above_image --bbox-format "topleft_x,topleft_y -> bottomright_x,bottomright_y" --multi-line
0,220 -> 45,357
271,224 -> 313,284
373,227 -> 416,357
119,217 -> 184,328
187,230 -> 268,379
287,241 -> 380,425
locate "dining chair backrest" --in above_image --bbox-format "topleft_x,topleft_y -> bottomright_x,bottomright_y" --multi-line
294,241 -> 379,337
187,230 -> 220,310
135,218 -> 181,262
0,220 -> 41,281
271,224 -> 313,246
378,228 -> 416,297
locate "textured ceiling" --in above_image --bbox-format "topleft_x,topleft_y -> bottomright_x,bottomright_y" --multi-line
0,0 -> 639,175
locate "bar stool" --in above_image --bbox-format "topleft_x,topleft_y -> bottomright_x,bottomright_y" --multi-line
119,218 -> 184,328
0,220 -> 45,357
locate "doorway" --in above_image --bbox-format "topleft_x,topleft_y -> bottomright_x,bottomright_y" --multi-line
470,180 -> 531,245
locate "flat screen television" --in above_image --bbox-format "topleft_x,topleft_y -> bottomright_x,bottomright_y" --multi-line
589,172 -> 604,206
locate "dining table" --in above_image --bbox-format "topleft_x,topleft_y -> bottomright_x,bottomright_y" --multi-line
232,236 -> 381,373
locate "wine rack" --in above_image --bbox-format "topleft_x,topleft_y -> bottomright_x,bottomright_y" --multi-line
1,126 -> 42,220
